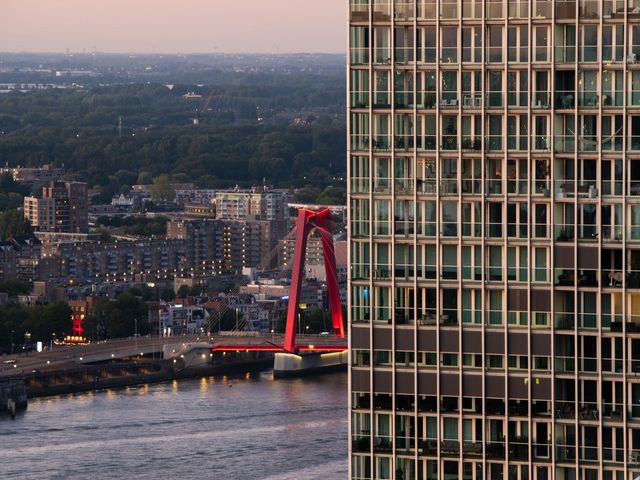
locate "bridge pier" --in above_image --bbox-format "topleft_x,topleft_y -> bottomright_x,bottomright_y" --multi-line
273,351 -> 348,378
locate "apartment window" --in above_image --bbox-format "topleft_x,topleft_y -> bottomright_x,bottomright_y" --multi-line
351,285 -> 370,323
579,25 -> 598,62
350,112 -> 369,151
461,115 -> 482,151
373,26 -> 391,65
488,26 -> 503,63
462,202 -> 481,237
487,115 -> 503,151
555,25 -> 576,63
374,199 -> 390,235
418,27 -> 436,64
394,26 -> 414,65
461,245 -> 482,280
507,203 -> 528,239
373,350 -> 391,366
373,71 -> 390,108
441,27 -> 458,63
508,26 -> 529,63
374,287 -> 391,323
602,70 -> 623,107
534,26 -> 549,62
487,246 -> 503,281
442,201 -> 458,237
462,27 -> 482,63
603,24 -> 624,63
579,70 -> 598,107
394,70 -> 413,109
374,243 -> 390,279
441,353 -> 459,367
463,0 -> 482,19
631,25 -> 640,59
507,70 -> 528,107
534,247 -> 549,282
418,71 -> 436,108
487,354 -> 504,369
350,26 -> 369,65
507,246 -> 528,282
507,115 -> 528,151
441,71 -> 458,105
487,202 -> 503,238
350,70 -> 369,108
487,71 -> 503,107
534,71 -> 550,108
417,200 -> 436,237
374,157 -> 390,192
442,245 -> 458,280
462,289 -> 482,324
487,290 -> 503,325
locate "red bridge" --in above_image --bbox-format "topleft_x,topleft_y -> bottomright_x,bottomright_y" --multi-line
211,208 -> 347,356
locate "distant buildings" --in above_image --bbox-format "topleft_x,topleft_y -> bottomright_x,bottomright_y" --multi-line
0,164 -> 64,186
24,180 -> 88,233
215,187 -> 287,223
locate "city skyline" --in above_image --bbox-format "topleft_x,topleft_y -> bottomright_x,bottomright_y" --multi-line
0,0 -> 346,54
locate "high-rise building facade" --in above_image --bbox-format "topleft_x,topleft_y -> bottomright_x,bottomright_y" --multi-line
348,1 -> 640,479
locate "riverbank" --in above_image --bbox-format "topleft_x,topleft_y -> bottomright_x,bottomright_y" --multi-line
6,352 -> 275,400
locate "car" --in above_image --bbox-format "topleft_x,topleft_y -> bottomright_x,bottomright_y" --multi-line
3,359 -> 16,364
319,332 -> 330,336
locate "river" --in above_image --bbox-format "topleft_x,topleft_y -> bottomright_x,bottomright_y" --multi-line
0,371 -> 348,479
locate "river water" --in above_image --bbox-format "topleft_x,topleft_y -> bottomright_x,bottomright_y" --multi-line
0,371 -> 348,479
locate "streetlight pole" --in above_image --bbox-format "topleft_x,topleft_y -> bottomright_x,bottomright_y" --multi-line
10,330 -> 14,355
134,318 -> 138,349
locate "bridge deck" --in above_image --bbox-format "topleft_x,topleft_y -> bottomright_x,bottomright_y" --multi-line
0,334 -> 347,378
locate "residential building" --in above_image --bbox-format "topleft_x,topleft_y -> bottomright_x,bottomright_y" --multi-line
0,164 -> 64,185
349,2 -> 640,479
214,187 -> 287,223
24,180 -> 88,233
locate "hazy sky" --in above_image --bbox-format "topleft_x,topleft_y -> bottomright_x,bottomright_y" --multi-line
0,0 -> 346,54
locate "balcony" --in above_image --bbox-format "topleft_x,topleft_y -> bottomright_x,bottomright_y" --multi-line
579,0 -> 600,18
555,91 -> 575,109
579,91 -> 599,108
373,435 -> 392,453
486,92 -> 503,108
352,434 -> 370,452
394,2 -> 415,21
533,92 -> 550,108
461,92 -> 482,109
372,3 -> 391,21
534,0 -> 552,18
349,2 -> 369,21
440,440 -> 460,456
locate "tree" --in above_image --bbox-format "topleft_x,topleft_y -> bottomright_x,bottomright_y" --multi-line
23,302 -> 73,342
176,285 -> 191,298
83,293 -> 149,340
0,209 -> 33,240
159,286 -> 175,301
149,175 -> 176,203
137,171 -> 153,185
294,185 -> 322,203
0,278 -> 31,297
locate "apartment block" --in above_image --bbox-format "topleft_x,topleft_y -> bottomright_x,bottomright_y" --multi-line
24,180 -> 88,233
348,1 -> 640,479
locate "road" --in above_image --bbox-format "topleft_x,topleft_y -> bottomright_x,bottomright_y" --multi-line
0,333 -> 347,378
